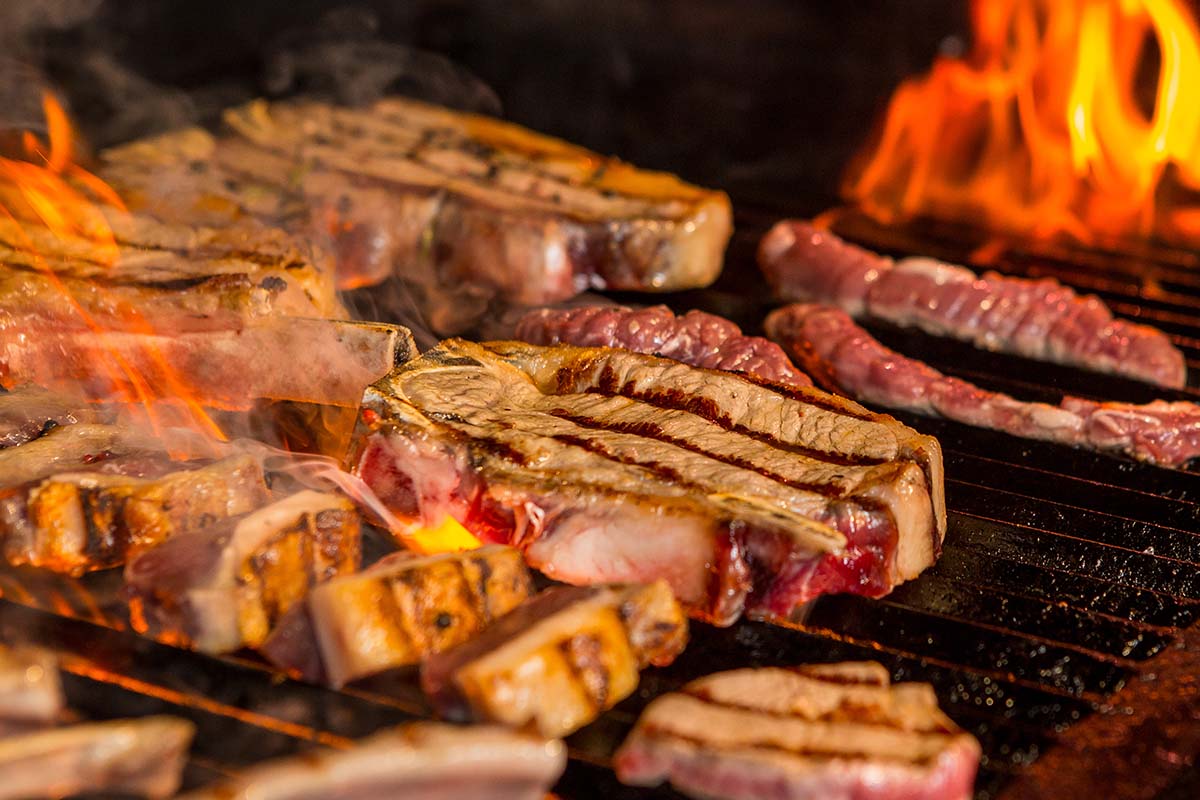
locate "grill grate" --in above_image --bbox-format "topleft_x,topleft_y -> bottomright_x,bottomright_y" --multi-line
2,205 -> 1200,799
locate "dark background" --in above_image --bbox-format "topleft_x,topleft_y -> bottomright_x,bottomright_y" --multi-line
5,0 -> 968,215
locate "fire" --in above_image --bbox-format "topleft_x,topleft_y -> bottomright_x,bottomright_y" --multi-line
844,0 -> 1200,245
0,93 -> 225,443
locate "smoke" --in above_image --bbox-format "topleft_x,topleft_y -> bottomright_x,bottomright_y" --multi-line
263,6 -> 501,114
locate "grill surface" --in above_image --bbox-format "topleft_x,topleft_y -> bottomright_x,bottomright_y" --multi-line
3,205 -> 1200,799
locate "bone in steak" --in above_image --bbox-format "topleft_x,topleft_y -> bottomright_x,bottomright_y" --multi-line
615,661 -> 981,800
0,645 -> 62,734
0,454 -> 270,575
767,303 -> 1200,467
125,490 -> 360,653
0,716 -> 194,800
515,304 -> 812,387
758,220 -> 1186,388
177,722 -> 565,800
100,97 -> 733,334
422,581 -> 687,738
294,545 -> 533,688
350,339 -> 945,625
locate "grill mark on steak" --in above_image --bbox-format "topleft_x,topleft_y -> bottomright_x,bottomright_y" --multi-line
631,725 -> 941,766
547,408 -> 853,498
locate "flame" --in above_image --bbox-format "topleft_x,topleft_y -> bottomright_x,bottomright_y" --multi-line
844,0 -> 1200,244
0,93 -> 225,444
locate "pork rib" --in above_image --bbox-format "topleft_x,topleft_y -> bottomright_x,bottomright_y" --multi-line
767,303 -> 1200,467
615,662 -> 980,800
515,304 -> 812,387
350,339 -> 945,624
301,545 -> 534,687
758,221 -> 1186,388
0,454 -> 270,575
421,582 -> 687,738
125,490 -> 361,653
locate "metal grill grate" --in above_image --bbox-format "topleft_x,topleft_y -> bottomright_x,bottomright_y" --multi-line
2,205 -> 1200,799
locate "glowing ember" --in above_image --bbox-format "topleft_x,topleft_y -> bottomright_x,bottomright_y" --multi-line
0,93 -> 225,443
844,0 -> 1200,245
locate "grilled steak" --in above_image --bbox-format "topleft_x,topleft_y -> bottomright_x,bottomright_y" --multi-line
0,646 -> 62,733
100,97 -> 733,334
0,716 -> 194,800
0,423 -> 161,488
125,490 -> 360,653
0,386 -> 105,450
615,662 -> 981,800
350,339 -> 945,624
758,221 -> 1186,387
422,581 -> 687,738
0,212 -> 340,328
0,454 -> 270,575
297,545 -> 533,687
177,722 -> 566,800
768,303 -> 1200,466
515,304 -> 812,387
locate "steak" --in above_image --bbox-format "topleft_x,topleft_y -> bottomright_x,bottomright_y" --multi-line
758,220 -> 1186,387
515,304 -> 812,387
0,454 -> 270,575
421,581 -> 687,738
176,722 -> 566,800
124,490 -> 361,653
100,97 -> 733,334
0,716 -> 194,800
768,303 -> 1200,467
350,339 -> 945,625
615,661 -> 981,800
300,545 -> 533,687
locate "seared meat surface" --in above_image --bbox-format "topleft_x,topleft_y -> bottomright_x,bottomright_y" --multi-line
101,97 -> 733,334
177,722 -> 565,800
351,339 -> 944,624
296,545 -> 533,687
422,582 -> 687,738
616,661 -> 981,800
0,386 -> 105,450
759,221 -> 1185,388
125,490 -> 360,653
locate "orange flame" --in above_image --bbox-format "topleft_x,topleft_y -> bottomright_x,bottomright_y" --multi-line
844,0 -> 1200,244
0,93 -> 225,444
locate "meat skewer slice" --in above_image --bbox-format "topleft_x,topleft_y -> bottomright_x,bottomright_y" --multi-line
351,339 -> 944,625
0,716 -> 195,800
422,582 -> 687,738
287,545 -> 533,688
615,662 -> 981,800
102,96 -> 734,334
0,454 -> 270,575
758,220 -> 1186,388
515,304 -> 812,386
176,722 -> 566,800
767,303 -> 1200,467
0,645 -> 62,735
124,490 -> 361,653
